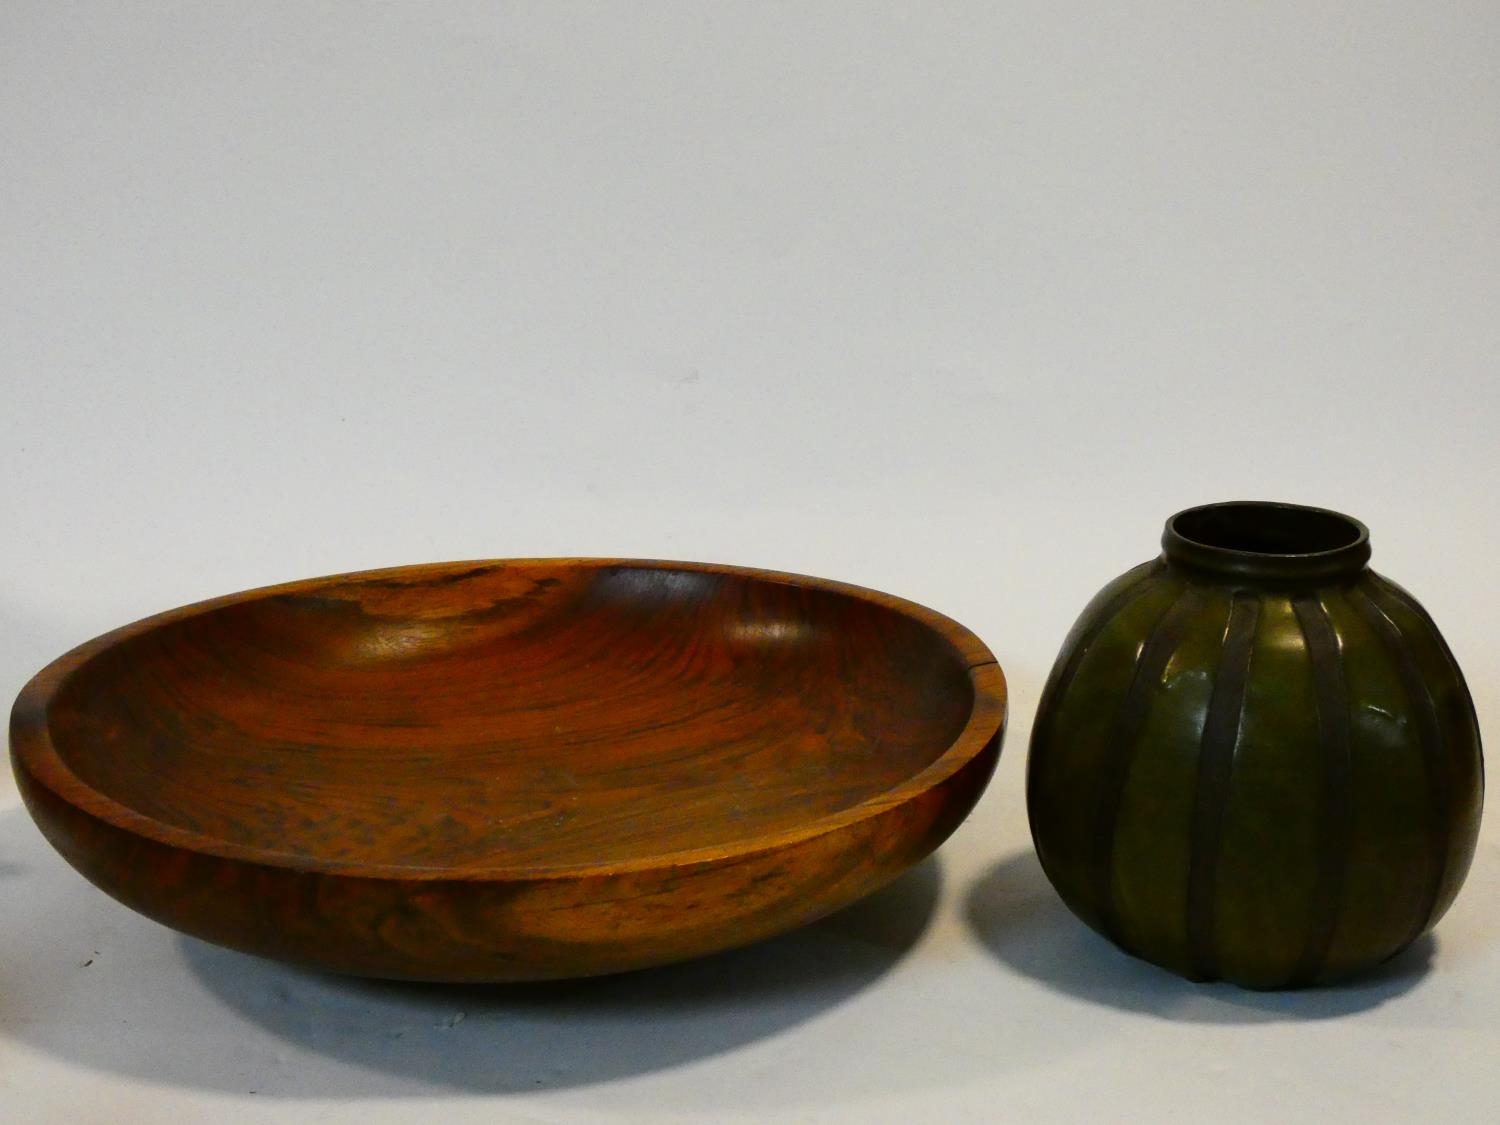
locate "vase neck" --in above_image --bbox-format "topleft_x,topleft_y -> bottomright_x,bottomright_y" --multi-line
1161,501 -> 1371,586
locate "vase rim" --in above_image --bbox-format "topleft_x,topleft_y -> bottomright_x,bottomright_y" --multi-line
1162,500 -> 1371,584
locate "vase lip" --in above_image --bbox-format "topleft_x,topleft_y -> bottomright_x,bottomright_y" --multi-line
1162,500 -> 1371,584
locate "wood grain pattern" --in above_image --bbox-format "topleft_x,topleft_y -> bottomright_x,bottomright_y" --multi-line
10,559 -> 1005,981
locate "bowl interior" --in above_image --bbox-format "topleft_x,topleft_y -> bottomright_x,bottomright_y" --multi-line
45,563 -> 977,871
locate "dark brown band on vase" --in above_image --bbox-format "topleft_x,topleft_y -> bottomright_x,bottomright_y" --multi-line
1186,591 -> 1261,980
1348,583 -> 1450,944
1290,594 -> 1354,985
1090,585 -> 1211,942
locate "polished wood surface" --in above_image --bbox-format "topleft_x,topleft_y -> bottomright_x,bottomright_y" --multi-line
11,560 -> 1005,981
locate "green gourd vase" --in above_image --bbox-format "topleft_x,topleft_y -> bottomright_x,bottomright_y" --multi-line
1027,500 -> 1483,988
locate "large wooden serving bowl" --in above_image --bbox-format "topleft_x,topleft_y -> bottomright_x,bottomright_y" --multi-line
11,560 -> 1005,981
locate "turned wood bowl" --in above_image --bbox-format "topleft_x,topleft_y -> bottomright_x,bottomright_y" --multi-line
11,560 -> 1005,981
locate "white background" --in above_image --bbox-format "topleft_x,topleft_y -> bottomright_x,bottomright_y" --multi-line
3,3 -> 1498,1121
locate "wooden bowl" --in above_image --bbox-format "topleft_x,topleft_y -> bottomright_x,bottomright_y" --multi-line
10,560 -> 1005,981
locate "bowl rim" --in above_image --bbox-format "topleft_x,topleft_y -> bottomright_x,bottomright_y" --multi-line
9,558 -> 1006,883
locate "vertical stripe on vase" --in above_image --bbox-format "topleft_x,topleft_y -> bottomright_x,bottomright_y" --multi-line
1346,583 -> 1450,943
1366,572 -> 1485,753
1090,585 -> 1211,943
1186,591 -> 1261,981
1029,561 -> 1166,758
1289,594 -> 1355,986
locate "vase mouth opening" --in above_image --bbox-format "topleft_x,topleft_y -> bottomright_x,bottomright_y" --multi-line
1163,501 -> 1371,583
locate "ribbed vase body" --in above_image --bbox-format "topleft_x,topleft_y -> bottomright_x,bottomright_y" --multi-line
1028,503 -> 1482,988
